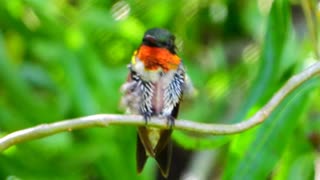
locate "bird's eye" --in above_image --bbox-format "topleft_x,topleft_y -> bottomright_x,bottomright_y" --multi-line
161,41 -> 168,47
143,38 -> 151,43
166,40 -> 173,48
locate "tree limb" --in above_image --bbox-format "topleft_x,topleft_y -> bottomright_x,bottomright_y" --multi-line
0,62 -> 320,152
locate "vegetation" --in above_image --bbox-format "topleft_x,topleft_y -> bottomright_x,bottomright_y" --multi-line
0,0 -> 319,179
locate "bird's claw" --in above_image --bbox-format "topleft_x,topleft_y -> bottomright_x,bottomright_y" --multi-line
143,113 -> 152,126
166,116 -> 175,129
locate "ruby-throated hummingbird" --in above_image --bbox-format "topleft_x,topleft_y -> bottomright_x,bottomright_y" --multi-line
121,28 -> 193,178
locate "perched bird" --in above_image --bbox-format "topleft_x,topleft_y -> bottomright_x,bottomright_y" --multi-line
121,28 -> 193,178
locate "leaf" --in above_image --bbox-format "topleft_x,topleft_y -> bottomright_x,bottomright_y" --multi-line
173,131 -> 232,150
222,1 -> 320,179
232,0 -> 290,123
223,78 -> 319,179
0,33 -> 49,123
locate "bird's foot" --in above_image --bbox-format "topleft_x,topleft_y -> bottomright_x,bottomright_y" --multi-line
166,115 -> 175,129
143,113 -> 152,126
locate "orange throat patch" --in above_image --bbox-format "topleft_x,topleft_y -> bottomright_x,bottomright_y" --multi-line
136,45 -> 181,72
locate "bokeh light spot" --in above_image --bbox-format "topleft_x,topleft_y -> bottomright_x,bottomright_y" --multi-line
209,2 -> 228,23
111,1 -> 130,21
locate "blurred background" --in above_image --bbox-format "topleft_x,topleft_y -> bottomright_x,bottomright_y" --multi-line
0,0 -> 320,179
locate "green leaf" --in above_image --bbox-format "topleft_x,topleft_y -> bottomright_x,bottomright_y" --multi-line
222,1 -> 320,179
233,0 -> 290,123
173,131 -> 232,150
0,33 -> 50,123
223,78 -> 319,179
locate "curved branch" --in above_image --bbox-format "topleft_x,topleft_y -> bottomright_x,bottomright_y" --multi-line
0,62 -> 320,152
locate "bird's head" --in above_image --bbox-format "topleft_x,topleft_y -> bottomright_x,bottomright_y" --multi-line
142,28 -> 177,54
133,28 -> 181,72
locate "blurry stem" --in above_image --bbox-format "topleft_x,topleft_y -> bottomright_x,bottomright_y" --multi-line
316,153 -> 320,180
181,150 -> 218,180
302,0 -> 320,59
0,62 -> 320,152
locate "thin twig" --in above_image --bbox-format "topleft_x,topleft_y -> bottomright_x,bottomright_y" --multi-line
0,62 -> 320,152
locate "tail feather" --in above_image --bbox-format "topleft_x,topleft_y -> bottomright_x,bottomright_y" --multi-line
136,129 -> 173,177
154,130 -> 172,154
154,130 -> 173,178
155,140 -> 172,178
136,133 -> 148,173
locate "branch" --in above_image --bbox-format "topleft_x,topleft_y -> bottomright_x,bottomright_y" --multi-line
1,62 -> 320,152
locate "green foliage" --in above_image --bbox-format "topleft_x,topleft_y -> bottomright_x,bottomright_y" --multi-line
0,0 -> 319,179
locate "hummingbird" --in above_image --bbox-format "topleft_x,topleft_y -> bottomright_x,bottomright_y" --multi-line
120,28 -> 193,178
